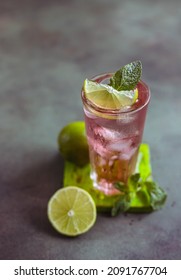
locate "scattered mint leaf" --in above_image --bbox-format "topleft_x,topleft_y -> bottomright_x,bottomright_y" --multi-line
127,173 -> 140,192
112,182 -> 131,216
109,61 -> 142,91
145,181 -> 167,210
111,194 -> 131,216
114,181 -> 127,193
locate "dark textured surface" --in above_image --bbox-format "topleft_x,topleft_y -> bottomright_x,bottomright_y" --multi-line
0,0 -> 181,260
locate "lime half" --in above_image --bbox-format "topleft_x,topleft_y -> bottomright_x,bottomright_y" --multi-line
47,186 -> 96,236
84,79 -> 138,110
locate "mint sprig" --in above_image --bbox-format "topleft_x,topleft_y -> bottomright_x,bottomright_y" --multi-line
111,144 -> 167,216
111,175 -> 167,216
109,60 -> 142,91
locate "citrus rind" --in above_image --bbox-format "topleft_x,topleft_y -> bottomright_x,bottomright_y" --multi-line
84,79 -> 138,110
47,186 -> 97,236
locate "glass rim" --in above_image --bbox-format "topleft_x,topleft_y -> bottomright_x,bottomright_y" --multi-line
81,72 -> 151,117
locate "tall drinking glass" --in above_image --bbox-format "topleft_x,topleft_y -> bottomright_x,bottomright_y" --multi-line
81,73 -> 150,196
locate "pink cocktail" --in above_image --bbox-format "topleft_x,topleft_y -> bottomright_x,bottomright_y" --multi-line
81,73 -> 150,195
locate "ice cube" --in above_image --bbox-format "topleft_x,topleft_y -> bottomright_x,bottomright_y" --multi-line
120,146 -> 138,160
108,138 -> 133,152
94,126 -> 115,140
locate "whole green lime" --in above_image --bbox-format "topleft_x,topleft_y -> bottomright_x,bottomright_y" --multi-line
58,121 -> 89,167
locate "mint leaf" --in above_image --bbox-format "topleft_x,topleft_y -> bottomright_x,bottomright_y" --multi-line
111,194 -> 131,216
112,174 -> 140,216
114,181 -> 127,193
145,181 -> 167,210
127,173 -> 140,192
109,61 -> 142,91
109,69 -> 123,89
